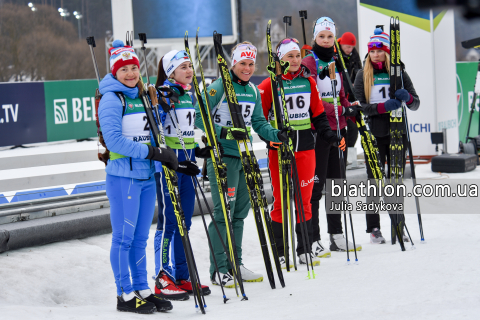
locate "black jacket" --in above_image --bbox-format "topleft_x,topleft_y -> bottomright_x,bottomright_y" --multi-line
354,66 -> 420,137
339,47 -> 362,102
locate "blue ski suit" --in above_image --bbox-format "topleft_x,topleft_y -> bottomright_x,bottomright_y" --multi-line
154,80 -> 197,282
99,74 -> 156,296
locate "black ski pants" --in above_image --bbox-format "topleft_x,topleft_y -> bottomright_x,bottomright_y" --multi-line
311,128 -> 347,241
364,135 -> 407,233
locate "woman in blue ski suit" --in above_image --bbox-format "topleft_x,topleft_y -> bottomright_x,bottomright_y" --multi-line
99,40 -> 177,314
152,50 -> 211,300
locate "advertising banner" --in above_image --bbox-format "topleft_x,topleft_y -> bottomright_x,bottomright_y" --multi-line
0,82 -> 46,147
457,62 -> 480,143
44,79 -> 98,142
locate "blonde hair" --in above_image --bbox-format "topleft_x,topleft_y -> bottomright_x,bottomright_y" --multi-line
230,41 -> 257,71
363,52 -> 390,103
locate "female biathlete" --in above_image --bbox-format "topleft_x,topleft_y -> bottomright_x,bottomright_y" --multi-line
301,17 -> 361,257
152,50 -> 212,300
257,38 -> 340,267
194,42 -> 289,287
99,40 -> 176,314
353,28 -> 420,243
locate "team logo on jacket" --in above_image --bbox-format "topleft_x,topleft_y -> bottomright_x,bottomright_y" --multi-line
128,103 -> 134,110
227,187 -> 236,200
209,88 -> 217,96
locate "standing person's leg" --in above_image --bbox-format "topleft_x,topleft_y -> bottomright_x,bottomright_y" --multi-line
267,149 -> 286,258
325,129 -> 346,236
310,135 -> 332,258
327,129 -> 362,251
171,150 -> 193,282
129,178 -> 156,292
206,156 -> 239,286
228,158 -> 263,282
311,135 -> 330,243
154,172 -> 166,277
172,150 -> 212,294
153,168 -> 190,301
107,175 -> 145,296
365,136 -> 389,243
108,174 -> 158,314
292,150 -> 320,266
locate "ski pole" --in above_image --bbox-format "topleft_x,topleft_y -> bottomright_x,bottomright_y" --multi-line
283,16 -> 292,38
86,36 -> 101,86
299,10 -> 308,58
328,62 -> 359,262
125,31 -> 133,47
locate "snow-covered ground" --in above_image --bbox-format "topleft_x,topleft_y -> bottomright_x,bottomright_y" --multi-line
1,194 -> 479,319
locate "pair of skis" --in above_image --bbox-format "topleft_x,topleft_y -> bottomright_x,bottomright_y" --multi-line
211,32 -> 285,289
137,33 -> 207,313
184,29 -> 249,300
266,20 -> 315,277
389,18 -> 423,248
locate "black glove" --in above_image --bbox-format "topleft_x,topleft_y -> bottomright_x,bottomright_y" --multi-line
146,145 -> 179,170
277,126 -> 295,143
176,160 -> 201,176
220,127 -> 248,140
342,105 -> 358,117
194,146 -> 213,159
318,66 -> 330,80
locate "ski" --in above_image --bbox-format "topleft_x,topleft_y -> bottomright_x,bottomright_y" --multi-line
389,18 -> 407,251
137,33 -> 206,313
396,18 -> 423,242
185,30 -> 248,299
213,31 -> 280,289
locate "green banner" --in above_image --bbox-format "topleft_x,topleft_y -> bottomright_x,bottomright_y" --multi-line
457,62 -> 480,143
44,79 -> 99,142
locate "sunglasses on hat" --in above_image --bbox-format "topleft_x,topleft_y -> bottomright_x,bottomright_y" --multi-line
368,42 -> 384,49
171,50 -> 189,61
315,16 -> 335,25
280,38 -> 299,45
236,44 -> 257,52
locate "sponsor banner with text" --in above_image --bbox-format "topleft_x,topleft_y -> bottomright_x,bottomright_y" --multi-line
44,79 -> 98,142
0,82 -> 46,147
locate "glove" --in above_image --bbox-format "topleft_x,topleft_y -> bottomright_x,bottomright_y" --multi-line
333,137 -> 346,151
194,146 -> 212,159
394,89 -> 410,102
342,104 -> 358,117
220,127 -> 248,140
176,160 -> 201,176
277,126 -> 295,143
384,99 -> 402,112
146,145 -> 179,170
318,66 -> 330,80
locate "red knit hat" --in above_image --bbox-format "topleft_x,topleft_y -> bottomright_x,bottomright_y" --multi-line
108,40 -> 140,76
339,32 -> 356,46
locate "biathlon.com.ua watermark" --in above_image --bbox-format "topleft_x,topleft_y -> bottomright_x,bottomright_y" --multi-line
324,179 -> 480,214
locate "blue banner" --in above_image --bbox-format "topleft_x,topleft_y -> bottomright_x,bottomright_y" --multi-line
0,82 -> 46,147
